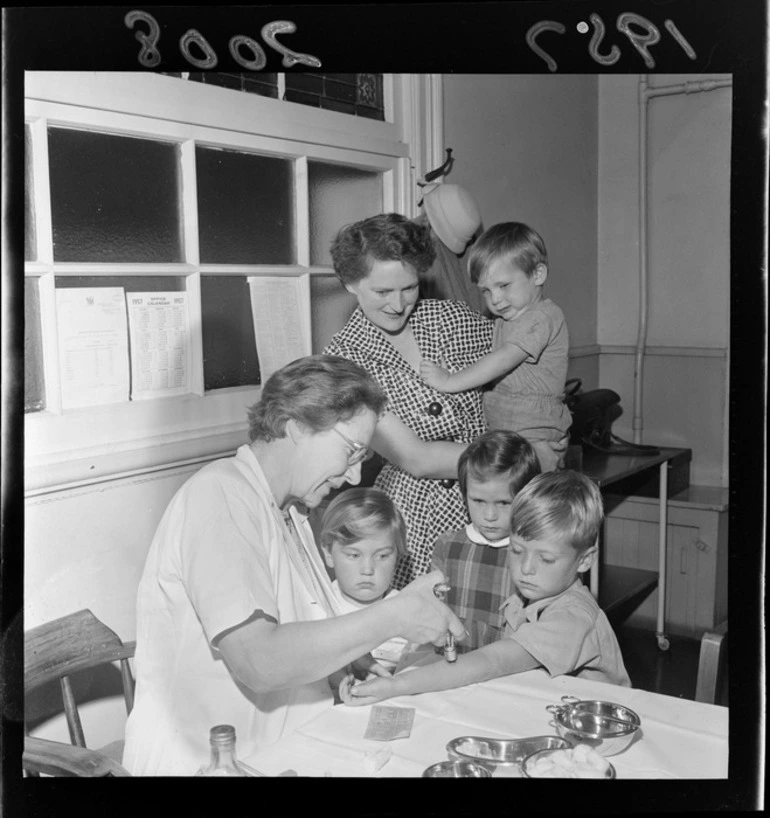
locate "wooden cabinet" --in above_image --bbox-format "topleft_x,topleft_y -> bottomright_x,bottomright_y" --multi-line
602,485 -> 728,638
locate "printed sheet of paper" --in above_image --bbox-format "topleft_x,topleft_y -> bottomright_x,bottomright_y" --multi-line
55,287 -> 130,410
127,292 -> 191,400
248,277 -> 307,382
363,705 -> 416,742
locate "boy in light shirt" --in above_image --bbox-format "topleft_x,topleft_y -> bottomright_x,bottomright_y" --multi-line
340,470 -> 631,705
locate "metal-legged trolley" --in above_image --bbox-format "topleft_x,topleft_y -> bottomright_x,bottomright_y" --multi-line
581,446 -> 691,651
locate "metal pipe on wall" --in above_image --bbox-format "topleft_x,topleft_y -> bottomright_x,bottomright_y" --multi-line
634,76 -> 733,445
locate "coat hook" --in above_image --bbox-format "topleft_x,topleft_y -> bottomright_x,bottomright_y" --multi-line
419,148 -> 454,186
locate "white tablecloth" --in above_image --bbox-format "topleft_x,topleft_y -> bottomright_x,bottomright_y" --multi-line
244,658 -> 728,779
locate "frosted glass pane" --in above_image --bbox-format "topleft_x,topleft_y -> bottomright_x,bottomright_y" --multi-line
309,274 -> 357,352
197,147 -> 294,264
25,125 -> 35,261
25,278 -> 45,412
201,276 -> 261,390
49,128 -> 182,263
308,162 -> 383,266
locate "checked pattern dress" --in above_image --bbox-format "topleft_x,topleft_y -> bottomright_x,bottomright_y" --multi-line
325,299 -> 493,588
431,529 -> 513,653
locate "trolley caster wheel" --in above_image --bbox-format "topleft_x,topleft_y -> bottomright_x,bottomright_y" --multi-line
656,634 -> 670,651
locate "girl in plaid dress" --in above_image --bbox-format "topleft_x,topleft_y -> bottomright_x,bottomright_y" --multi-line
325,214 -> 493,588
431,431 -> 541,653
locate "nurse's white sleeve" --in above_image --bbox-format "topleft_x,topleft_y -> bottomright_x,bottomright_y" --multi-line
180,473 -> 279,646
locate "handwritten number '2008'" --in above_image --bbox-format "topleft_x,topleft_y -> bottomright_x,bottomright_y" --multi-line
527,13 -> 696,72
179,29 -> 218,68
261,21 -> 321,68
124,10 -> 161,67
229,35 -> 267,71
124,11 -> 321,69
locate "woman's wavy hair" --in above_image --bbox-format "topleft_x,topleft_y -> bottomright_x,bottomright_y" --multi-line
509,470 -> 604,553
246,355 -> 387,442
458,430 -> 541,500
330,213 -> 436,286
320,487 -> 407,557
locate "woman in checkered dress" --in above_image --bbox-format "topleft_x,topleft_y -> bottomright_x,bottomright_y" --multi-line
324,214 -> 493,588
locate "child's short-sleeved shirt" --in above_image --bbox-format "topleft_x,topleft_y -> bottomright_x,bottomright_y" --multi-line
501,579 -> 631,687
330,581 -> 408,670
483,298 -> 571,440
431,525 -> 514,653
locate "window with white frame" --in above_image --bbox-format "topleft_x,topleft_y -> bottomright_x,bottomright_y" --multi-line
24,71 -> 442,492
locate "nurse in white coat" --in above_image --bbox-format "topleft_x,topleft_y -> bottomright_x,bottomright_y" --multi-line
123,354 -> 463,775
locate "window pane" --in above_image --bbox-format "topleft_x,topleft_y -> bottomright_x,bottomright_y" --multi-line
48,127 -> 182,263
25,125 -> 36,261
308,162 -> 383,266
355,74 -> 383,116
284,74 -> 384,121
187,72 -> 280,99
197,147 -> 294,264
201,276 -> 260,390
309,274 -> 356,353
24,278 -> 45,412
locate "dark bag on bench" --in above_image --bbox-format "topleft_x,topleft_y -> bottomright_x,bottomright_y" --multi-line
564,379 -> 659,455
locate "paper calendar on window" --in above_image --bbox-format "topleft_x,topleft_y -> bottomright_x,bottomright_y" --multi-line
127,293 -> 192,400
55,287 -> 131,410
248,277 -> 308,381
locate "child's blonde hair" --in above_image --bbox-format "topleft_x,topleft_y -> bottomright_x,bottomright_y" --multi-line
509,470 -> 603,552
320,487 -> 407,557
468,221 -> 548,284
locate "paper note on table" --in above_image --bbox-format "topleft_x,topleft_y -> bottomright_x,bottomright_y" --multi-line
363,705 -> 416,741
127,292 -> 192,400
248,277 -> 307,382
56,287 -> 130,410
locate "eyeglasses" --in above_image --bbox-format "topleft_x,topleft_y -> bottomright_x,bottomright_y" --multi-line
332,427 -> 369,466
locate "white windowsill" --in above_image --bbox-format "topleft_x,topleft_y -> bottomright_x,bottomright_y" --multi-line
24,387 -> 260,494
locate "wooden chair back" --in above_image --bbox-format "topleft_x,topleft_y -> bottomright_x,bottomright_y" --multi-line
24,609 -> 136,775
695,619 -> 728,705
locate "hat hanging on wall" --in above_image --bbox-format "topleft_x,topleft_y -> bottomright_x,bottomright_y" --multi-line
421,182 -> 482,255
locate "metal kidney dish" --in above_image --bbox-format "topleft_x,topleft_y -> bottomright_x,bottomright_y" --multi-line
446,735 -> 571,775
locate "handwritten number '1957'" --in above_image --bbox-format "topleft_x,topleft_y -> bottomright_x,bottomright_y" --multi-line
124,11 -> 321,69
527,12 -> 696,72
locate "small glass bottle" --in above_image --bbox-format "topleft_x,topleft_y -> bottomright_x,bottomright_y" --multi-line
195,724 -> 249,777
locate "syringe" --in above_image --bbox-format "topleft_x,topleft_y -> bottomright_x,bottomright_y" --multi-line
432,582 -> 457,663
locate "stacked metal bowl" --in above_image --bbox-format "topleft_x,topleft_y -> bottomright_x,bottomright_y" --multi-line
546,696 -> 642,756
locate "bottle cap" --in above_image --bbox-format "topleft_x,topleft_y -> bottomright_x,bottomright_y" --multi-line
210,724 -> 236,744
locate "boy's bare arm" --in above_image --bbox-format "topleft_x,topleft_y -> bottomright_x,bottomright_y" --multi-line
342,638 -> 540,705
420,345 -> 528,394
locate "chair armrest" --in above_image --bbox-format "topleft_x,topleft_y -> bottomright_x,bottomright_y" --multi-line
24,737 -> 132,777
